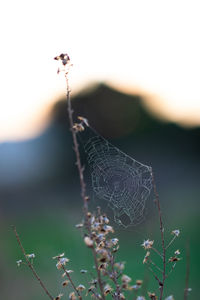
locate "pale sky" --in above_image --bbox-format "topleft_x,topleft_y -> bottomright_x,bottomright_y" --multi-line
0,0 -> 200,141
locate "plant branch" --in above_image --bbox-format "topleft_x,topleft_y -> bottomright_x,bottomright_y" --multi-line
64,62 -> 105,300
12,226 -> 54,300
58,261 -> 82,300
184,242 -> 190,300
152,172 -> 166,300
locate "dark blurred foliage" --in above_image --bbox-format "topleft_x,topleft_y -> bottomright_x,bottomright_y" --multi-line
0,83 -> 200,299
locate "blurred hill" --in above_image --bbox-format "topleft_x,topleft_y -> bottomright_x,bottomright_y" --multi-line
0,83 -> 200,217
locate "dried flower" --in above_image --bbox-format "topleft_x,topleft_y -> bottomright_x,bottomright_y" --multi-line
52,253 -> 65,260
80,269 -> 88,273
98,262 -> 108,270
141,239 -> 154,250
165,296 -> 174,300
88,285 -> 96,292
54,294 -> 63,300
168,256 -> 181,262
103,225 -> 114,233
119,293 -> 125,300
77,116 -> 89,127
62,280 -> 70,287
148,292 -> 157,299
121,274 -> 132,283
69,292 -> 76,300
111,238 -> 119,246
75,223 -> 83,228
114,262 -> 125,270
171,229 -> 180,237
136,280 -> 143,286
84,236 -> 94,247
76,284 -> 86,291
143,251 -> 150,264
56,257 -> 69,269
73,123 -> 85,132
26,253 -> 35,259
130,284 -> 140,291
16,259 -> 22,267
104,284 -> 112,295
174,249 -> 180,255
54,53 -> 70,66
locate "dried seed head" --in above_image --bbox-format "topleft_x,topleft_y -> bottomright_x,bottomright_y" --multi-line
141,239 -> 154,249
171,229 -> 180,237
77,116 -> 89,127
62,280 -> 70,287
136,280 -> 143,286
119,293 -> 125,300
54,293 -> 63,300
69,292 -> 76,300
80,269 -> 88,274
76,284 -> 86,291
53,253 -> 65,260
129,285 -> 140,291
26,253 -> 35,259
104,284 -> 112,295
16,259 -> 22,267
148,292 -> 157,300
168,256 -> 181,262
143,251 -> 150,264
54,53 -> 70,66
75,223 -> 84,229
56,257 -> 69,269
121,274 -> 132,283
114,262 -> 125,270
84,236 -> 94,248
88,285 -> 96,292
73,123 -> 85,132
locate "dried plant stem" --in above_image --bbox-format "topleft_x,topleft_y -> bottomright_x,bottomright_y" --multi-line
64,71 -> 106,300
184,242 -> 190,300
59,261 -> 82,300
152,173 -> 166,300
12,226 -> 54,300
65,74 -> 87,215
110,255 -> 121,300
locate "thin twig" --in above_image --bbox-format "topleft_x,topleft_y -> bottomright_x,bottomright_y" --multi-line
184,242 -> 190,300
147,265 -> 162,287
58,261 -> 82,300
12,226 -> 54,300
109,254 -> 121,300
152,172 -> 166,300
64,63 -> 105,300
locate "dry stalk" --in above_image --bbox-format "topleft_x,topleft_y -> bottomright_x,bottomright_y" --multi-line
63,59 -> 106,300
152,172 -> 166,300
12,226 -> 54,300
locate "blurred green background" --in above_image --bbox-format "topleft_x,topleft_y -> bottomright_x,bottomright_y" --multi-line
0,84 -> 199,299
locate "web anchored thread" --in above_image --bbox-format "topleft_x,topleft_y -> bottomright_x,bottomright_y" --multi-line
78,126 -> 153,228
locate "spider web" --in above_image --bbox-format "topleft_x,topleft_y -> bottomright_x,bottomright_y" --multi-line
79,126 -> 153,227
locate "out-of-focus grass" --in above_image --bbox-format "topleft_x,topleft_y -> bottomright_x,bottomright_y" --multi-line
1,206 -> 199,300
